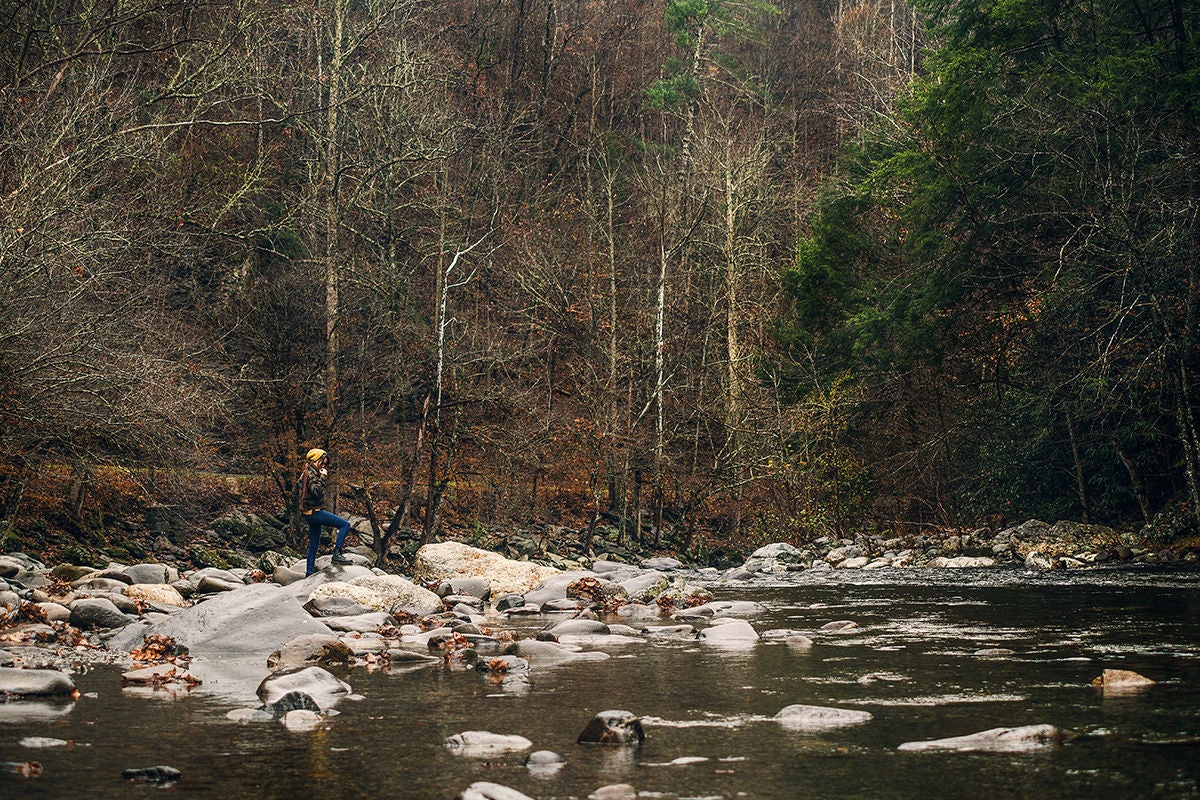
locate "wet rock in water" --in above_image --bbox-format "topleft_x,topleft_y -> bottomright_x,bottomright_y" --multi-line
683,600 -> 765,618
543,618 -> 610,637
820,620 -> 859,633
1024,552 -> 1054,570
786,634 -> 815,650
926,556 -> 997,568
774,704 -> 873,730
974,648 -> 1014,656
322,611 -> 394,633
19,737 -> 71,748
475,655 -> 530,676
281,709 -> 323,731
577,710 -> 645,745
525,749 -> 566,774
493,593 -> 526,612
515,639 -> 609,665
588,784 -> 638,800
257,666 -> 351,710
444,731 -> 534,757
259,690 -> 323,717
1092,668 -> 1156,692
122,765 -> 182,785
267,634 -> 355,672
0,667 -> 76,697
1,761 -> 43,778
898,723 -> 1066,752
458,782 -> 537,800
697,619 -> 759,646
68,597 -> 133,631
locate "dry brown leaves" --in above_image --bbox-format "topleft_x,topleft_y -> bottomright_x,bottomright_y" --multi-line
437,632 -> 475,666
130,634 -> 190,665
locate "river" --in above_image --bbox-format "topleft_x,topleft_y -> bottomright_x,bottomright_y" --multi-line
3,565 -> 1198,799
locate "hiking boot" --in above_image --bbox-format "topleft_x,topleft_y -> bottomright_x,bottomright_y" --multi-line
331,550 -> 351,565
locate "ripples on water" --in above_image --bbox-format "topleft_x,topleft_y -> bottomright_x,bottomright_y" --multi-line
2,566 -> 1198,799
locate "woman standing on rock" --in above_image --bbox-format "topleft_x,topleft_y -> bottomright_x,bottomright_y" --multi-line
299,448 -> 352,576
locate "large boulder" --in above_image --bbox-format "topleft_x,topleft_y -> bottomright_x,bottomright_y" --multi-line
350,574 -> 442,616
109,583 -> 332,657
414,542 -> 561,596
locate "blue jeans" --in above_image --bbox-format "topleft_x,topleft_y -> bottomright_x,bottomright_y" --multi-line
306,509 -> 351,575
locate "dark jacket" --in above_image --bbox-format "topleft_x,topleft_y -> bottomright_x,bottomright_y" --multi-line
299,465 -> 327,512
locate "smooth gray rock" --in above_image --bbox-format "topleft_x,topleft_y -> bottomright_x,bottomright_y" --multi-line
543,618 -> 610,637
109,583 -> 332,657
267,634 -> 355,672
0,667 -> 76,697
697,619 -> 759,645
458,782 -> 537,800
257,666 -> 350,710
123,563 -> 173,584
444,731 -> 534,756
898,724 -> 1066,752
774,704 -> 873,730
69,597 -> 134,630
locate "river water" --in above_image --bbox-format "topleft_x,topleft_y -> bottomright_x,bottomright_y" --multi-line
3,566 -> 1198,799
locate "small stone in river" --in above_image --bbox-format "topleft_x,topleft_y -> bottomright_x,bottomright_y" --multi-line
525,750 -> 566,776
458,782 -> 536,800
444,731 -> 534,756
1,761 -> 43,778
122,765 -> 182,785
588,784 -> 638,800
820,620 -> 859,632
577,710 -> 645,745
282,709 -> 323,731
774,704 -> 873,730
1092,669 -> 1156,691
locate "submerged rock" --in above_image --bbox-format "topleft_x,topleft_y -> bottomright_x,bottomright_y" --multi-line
1092,668 -> 1156,692
898,723 -> 1066,752
577,710 -> 645,745
122,765 -> 182,785
444,731 -> 534,756
774,704 -> 873,730
458,782 -> 537,800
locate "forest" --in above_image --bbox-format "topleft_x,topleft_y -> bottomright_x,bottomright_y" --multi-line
1,0 -> 1197,559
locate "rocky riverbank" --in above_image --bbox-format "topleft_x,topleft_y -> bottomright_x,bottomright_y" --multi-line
0,524 -> 1192,797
